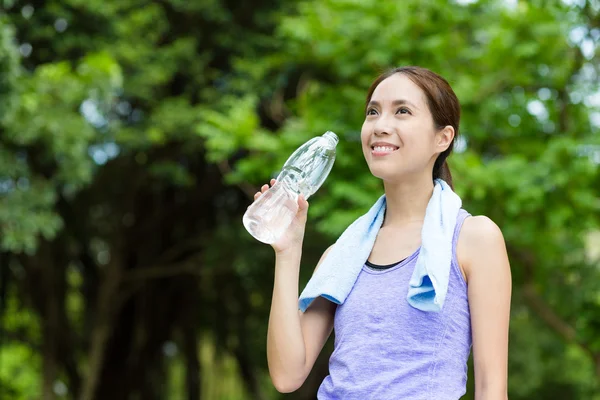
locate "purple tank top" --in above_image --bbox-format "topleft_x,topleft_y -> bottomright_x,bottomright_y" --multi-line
318,209 -> 472,400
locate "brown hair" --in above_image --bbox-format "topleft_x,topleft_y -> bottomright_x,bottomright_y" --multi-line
365,66 -> 460,190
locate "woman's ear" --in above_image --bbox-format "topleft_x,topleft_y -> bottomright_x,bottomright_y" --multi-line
436,125 -> 455,153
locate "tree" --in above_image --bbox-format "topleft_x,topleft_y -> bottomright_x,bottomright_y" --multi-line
1,0 -> 293,399
1,0 -> 599,399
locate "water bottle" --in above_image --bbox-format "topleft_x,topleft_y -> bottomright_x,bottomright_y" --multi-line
243,131 -> 339,244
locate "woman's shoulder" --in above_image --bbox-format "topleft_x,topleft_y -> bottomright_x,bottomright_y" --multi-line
460,214 -> 504,244
456,214 -> 507,282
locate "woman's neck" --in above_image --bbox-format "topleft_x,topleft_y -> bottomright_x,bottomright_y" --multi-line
381,175 -> 434,228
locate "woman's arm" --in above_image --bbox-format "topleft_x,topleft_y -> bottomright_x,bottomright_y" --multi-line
458,216 -> 512,400
267,245 -> 336,393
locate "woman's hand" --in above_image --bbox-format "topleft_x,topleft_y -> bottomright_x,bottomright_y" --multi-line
253,179 -> 309,255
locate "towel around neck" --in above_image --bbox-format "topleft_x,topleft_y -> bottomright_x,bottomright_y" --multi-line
298,179 -> 462,313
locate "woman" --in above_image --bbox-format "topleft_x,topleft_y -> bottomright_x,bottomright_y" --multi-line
259,66 -> 511,399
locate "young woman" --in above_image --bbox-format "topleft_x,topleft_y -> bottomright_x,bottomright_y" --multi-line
259,66 -> 512,399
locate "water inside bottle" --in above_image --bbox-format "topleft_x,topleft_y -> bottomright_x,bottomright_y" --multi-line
242,183 -> 299,244
243,131 -> 338,244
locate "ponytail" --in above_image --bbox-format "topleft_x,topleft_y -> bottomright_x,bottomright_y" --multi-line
433,157 -> 453,190
440,160 -> 453,190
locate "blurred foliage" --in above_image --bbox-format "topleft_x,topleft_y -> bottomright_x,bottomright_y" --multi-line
0,0 -> 599,399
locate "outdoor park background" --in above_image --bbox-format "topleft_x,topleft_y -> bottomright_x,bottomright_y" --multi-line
0,0 -> 599,399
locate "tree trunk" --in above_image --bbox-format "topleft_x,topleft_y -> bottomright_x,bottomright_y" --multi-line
28,248 -> 61,400
41,340 -> 57,400
234,347 -> 266,400
78,262 -> 121,400
183,326 -> 201,400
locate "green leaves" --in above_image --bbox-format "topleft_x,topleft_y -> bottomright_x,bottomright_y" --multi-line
1,0 -> 599,398
197,95 -> 263,163
0,16 -> 19,124
0,51 -> 121,252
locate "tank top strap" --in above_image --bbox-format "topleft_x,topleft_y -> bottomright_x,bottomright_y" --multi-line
452,209 -> 472,245
450,209 -> 472,272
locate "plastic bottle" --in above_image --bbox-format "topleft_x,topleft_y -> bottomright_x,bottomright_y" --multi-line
243,131 -> 339,244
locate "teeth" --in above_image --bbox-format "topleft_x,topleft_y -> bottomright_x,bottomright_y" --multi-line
373,146 -> 397,152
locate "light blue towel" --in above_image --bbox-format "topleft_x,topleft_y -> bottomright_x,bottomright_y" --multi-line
298,179 -> 462,313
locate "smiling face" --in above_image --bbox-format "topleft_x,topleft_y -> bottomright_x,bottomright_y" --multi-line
360,73 -> 454,183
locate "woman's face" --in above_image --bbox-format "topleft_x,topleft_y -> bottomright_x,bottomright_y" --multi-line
360,73 -> 452,182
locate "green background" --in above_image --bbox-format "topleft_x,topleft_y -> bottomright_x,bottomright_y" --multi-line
0,0 -> 599,398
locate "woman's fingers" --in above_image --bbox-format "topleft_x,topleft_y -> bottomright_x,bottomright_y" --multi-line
298,194 -> 309,211
255,182 -> 273,201
254,180 -> 278,202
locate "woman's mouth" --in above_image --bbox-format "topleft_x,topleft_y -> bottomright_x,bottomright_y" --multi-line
371,145 -> 399,156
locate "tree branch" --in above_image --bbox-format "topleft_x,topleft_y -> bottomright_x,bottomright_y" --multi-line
0,327 -> 41,352
217,159 -> 256,200
509,244 -> 600,373
521,283 -> 577,342
150,236 -> 204,267
120,261 -> 203,282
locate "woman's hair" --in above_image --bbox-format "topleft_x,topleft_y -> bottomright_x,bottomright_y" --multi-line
365,66 -> 460,190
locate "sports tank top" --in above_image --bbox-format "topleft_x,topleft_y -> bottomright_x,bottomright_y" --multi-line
318,209 -> 473,400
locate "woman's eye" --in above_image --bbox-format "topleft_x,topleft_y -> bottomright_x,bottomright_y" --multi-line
396,107 -> 411,115
366,108 -> 378,116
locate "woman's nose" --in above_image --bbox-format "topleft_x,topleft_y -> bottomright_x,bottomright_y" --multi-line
374,119 -> 394,136
374,127 -> 391,136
